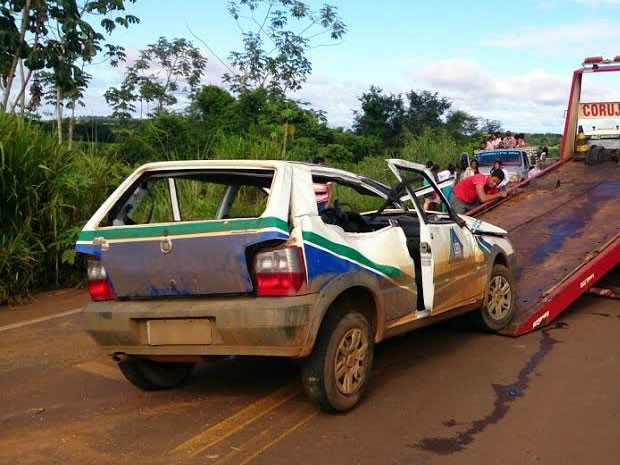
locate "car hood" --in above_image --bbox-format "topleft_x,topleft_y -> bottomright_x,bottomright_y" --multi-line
460,215 -> 507,236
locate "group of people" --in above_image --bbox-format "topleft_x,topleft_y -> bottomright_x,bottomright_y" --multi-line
419,159 -> 511,215
311,155 -> 508,218
481,131 -> 526,150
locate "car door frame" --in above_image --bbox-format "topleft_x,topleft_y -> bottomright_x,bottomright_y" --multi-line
387,159 -> 483,314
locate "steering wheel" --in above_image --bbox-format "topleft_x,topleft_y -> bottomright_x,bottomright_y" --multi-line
369,182 -> 408,220
370,197 -> 395,220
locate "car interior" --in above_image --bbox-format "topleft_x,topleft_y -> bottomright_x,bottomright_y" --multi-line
313,175 -> 425,308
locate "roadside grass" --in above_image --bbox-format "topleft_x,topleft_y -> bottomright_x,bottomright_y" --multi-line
0,114 -> 127,304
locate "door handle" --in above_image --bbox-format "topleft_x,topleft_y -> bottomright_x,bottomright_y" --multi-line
420,242 -> 431,254
160,237 -> 173,254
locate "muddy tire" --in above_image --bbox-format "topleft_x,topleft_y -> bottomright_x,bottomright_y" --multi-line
118,359 -> 194,390
475,264 -> 517,332
301,310 -> 374,412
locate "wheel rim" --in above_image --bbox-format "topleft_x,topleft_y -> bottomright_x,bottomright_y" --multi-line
334,328 -> 369,396
486,275 -> 512,320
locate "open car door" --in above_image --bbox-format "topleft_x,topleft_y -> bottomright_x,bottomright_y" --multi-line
387,159 -> 484,314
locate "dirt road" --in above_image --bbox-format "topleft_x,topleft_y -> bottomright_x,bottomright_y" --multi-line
1,285 -> 619,465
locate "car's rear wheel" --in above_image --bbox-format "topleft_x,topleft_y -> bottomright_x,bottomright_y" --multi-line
301,310 -> 374,412
118,359 -> 195,390
475,264 -> 516,332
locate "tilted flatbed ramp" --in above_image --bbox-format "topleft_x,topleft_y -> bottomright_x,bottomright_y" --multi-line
470,159 -> 620,335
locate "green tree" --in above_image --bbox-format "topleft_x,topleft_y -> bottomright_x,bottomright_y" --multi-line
224,0 -> 346,93
189,84 -> 237,131
353,86 -> 404,147
479,118 -> 503,136
444,110 -> 481,141
1,0 -> 138,129
102,78 -> 135,119
105,37 -> 207,117
402,90 -> 451,136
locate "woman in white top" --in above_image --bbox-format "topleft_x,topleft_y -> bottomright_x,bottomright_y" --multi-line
462,159 -> 479,180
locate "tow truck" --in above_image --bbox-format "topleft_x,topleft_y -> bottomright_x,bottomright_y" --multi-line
466,56 -> 620,335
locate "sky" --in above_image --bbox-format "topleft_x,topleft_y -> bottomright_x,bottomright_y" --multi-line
73,0 -> 620,132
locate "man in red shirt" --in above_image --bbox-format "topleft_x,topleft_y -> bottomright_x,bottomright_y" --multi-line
450,171 -> 507,214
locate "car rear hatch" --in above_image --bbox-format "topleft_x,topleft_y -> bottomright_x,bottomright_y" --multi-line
75,162 -> 291,298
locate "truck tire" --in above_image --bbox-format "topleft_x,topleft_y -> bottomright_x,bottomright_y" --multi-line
301,310 -> 374,412
475,264 -> 516,332
118,359 -> 194,390
585,145 -> 603,165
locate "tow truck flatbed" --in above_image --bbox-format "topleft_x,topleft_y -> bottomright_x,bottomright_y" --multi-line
470,159 -> 620,335
464,57 -> 620,335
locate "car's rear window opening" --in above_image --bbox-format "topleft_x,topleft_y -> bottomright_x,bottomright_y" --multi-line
102,169 -> 275,227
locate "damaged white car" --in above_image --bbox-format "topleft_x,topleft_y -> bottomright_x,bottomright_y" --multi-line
76,159 -> 516,412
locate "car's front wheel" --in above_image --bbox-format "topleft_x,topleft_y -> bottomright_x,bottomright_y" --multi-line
476,264 -> 516,331
301,310 -> 374,412
118,359 -> 195,390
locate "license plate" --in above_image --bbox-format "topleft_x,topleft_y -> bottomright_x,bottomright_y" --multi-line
147,319 -> 213,345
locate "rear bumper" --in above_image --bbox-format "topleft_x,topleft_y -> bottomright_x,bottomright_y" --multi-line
81,294 -> 318,358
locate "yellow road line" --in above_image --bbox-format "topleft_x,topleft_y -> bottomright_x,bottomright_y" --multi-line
0,308 -> 81,333
74,361 -> 125,382
169,381 -> 299,457
230,410 -> 318,465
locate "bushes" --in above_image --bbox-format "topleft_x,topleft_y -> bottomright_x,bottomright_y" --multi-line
0,114 -> 126,304
401,128 -> 468,168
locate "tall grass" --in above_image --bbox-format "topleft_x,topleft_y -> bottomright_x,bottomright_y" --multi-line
0,114 -> 126,304
400,128 -> 468,168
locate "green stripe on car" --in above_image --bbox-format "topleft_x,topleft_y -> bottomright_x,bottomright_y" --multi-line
77,216 -> 289,241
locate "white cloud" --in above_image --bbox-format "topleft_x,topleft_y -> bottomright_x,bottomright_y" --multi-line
482,20 -> 620,57
412,59 -> 572,131
289,59 -> 577,132
291,76 -> 370,127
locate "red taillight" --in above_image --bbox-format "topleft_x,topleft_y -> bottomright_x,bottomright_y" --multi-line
87,260 -> 116,301
253,246 -> 306,296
